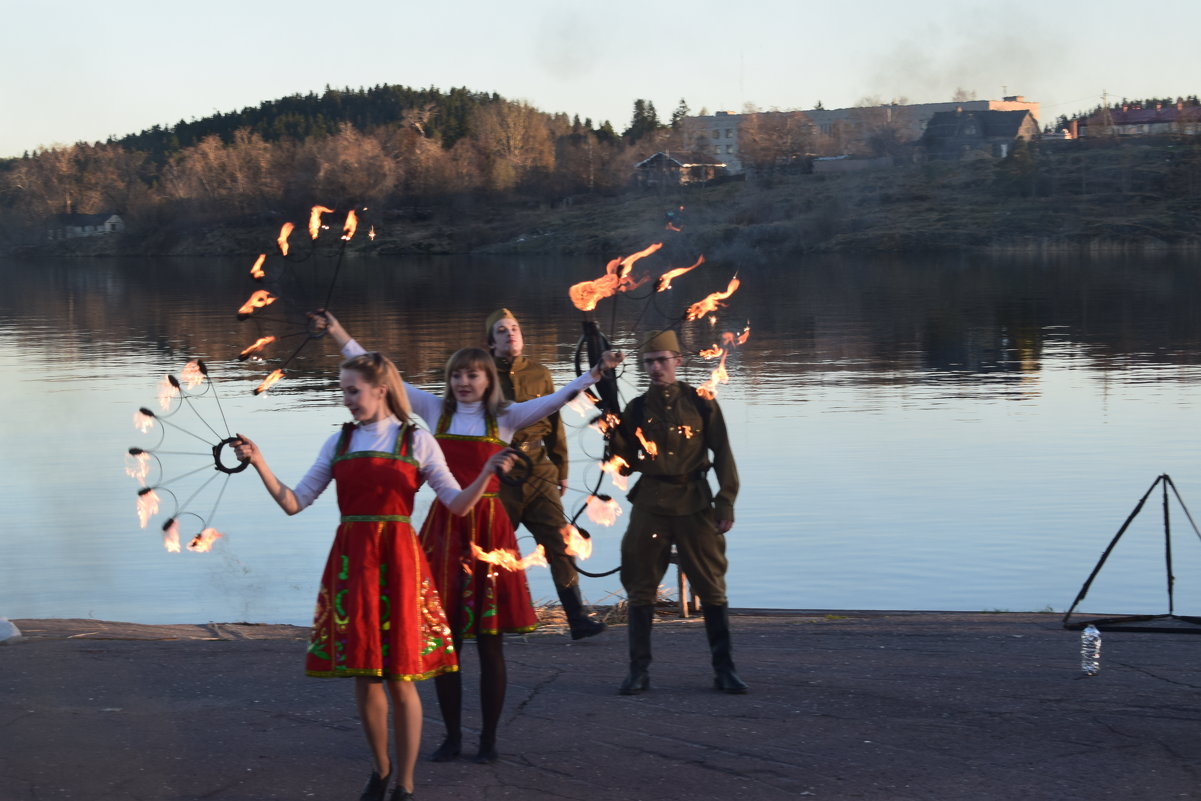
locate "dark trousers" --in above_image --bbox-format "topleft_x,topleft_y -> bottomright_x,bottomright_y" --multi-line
619,506 -> 728,606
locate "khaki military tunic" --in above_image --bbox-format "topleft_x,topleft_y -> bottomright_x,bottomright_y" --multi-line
609,381 -> 739,606
494,354 -> 578,589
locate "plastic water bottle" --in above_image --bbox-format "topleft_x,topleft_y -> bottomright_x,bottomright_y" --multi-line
1080,624 -> 1102,675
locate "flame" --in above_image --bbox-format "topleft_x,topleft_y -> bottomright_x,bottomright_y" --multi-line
137,489 -> 160,528
600,454 -> 630,491
277,222 -> 294,256
471,543 -> 547,571
133,409 -> 155,433
656,254 -> 704,292
342,209 -> 358,241
585,495 -> 622,527
699,344 -> 724,359
569,243 -> 661,311
685,274 -> 741,321
254,369 -> 285,395
696,349 -> 730,400
309,205 -> 335,239
721,324 -> 751,347
678,425 -> 696,438
238,336 -> 276,361
635,428 -> 659,459
666,222 -> 683,232
237,290 -> 277,319
560,525 -> 592,560
590,411 -> 620,437
162,519 -> 181,553
158,375 -> 179,411
180,360 -> 205,389
368,225 -> 376,241
249,253 -> 266,280
565,391 -> 598,418
125,451 -> 151,484
187,528 -> 223,552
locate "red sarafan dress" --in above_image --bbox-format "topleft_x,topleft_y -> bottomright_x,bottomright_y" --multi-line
420,413 -> 538,639
306,423 -> 458,681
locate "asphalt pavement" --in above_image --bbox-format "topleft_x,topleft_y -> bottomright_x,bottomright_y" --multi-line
3,610 -> 1201,801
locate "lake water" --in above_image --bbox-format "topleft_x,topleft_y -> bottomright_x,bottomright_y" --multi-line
4,249 -> 1201,625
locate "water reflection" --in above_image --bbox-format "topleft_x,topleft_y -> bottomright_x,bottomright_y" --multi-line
2,252 -> 1201,624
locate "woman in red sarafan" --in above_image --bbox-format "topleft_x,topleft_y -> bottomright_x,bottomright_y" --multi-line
235,351 -> 515,801
319,311 -> 621,766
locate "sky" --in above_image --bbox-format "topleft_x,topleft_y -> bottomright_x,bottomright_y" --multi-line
3,0 -> 1200,158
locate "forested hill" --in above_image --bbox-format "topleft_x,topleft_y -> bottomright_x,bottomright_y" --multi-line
116,85 -> 509,162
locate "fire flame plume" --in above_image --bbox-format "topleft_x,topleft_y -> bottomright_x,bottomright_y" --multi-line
685,274 -> 741,321
133,409 -> 155,433
309,205 -> 335,239
560,525 -> 593,560
125,451 -> 151,485
569,243 -> 661,311
635,428 -> 659,459
180,360 -> 205,389
137,489 -> 160,528
238,336 -> 276,361
237,290 -> 277,320
342,209 -> 358,241
470,543 -> 547,571
369,225 -> 376,241
254,369 -> 285,395
696,349 -> 730,400
585,495 -> 622,527
657,254 -> 704,292
187,528 -> 223,553
277,222 -> 294,256
162,519 -> 181,553
249,254 -> 266,280
157,375 -> 178,411
600,454 -> 630,491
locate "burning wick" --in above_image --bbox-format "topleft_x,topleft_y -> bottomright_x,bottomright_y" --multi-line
237,290 -> 277,320
560,525 -> 593,560
569,243 -> 661,311
471,543 -> 548,571
656,254 -> 704,292
584,494 -> 622,527
696,349 -> 730,400
254,369 -> 285,395
133,408 -> 155,433
368,225 -> 376,241
600,454 -> 630,491
309,205 -> 335,239
249,254 -> 266,280
137,487 -> 160,529
158,375 -> 179,411
342,209 -> 358,241
162,519 -> 181,553
635,428 -> 659,459
277,222 -> 294,256
125,450 -> 151,485
238,336 -> 277,361
187,528 -> 223,553
180,360 -> 206,389
685,274 -> 741,321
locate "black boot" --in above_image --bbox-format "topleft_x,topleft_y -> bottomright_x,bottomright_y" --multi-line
558,584 -> 607,640
702,603 -> 748,694
618,604 -> 654,695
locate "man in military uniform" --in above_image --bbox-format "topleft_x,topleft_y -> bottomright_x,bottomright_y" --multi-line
486,308 -> 606,640
608,329 -> 746,694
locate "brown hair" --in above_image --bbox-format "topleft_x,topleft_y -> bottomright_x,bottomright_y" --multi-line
341,351 -> 413,423
441,347 -> 506,419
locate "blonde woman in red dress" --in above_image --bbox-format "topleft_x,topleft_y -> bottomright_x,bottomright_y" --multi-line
234,351 -> 515,801
318,312 -> 622,765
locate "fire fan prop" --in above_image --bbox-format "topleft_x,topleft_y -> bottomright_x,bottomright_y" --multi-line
236,204 -> 369,395
125,359 -> 247,552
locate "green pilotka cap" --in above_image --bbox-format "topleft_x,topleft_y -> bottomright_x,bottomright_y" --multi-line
485,308 -> 518,334
640,329 -> 682,355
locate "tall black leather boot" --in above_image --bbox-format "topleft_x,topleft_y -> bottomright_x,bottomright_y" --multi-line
558,584 -> 607,640
618,604 -> 654,695
702,603 -> 749,694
